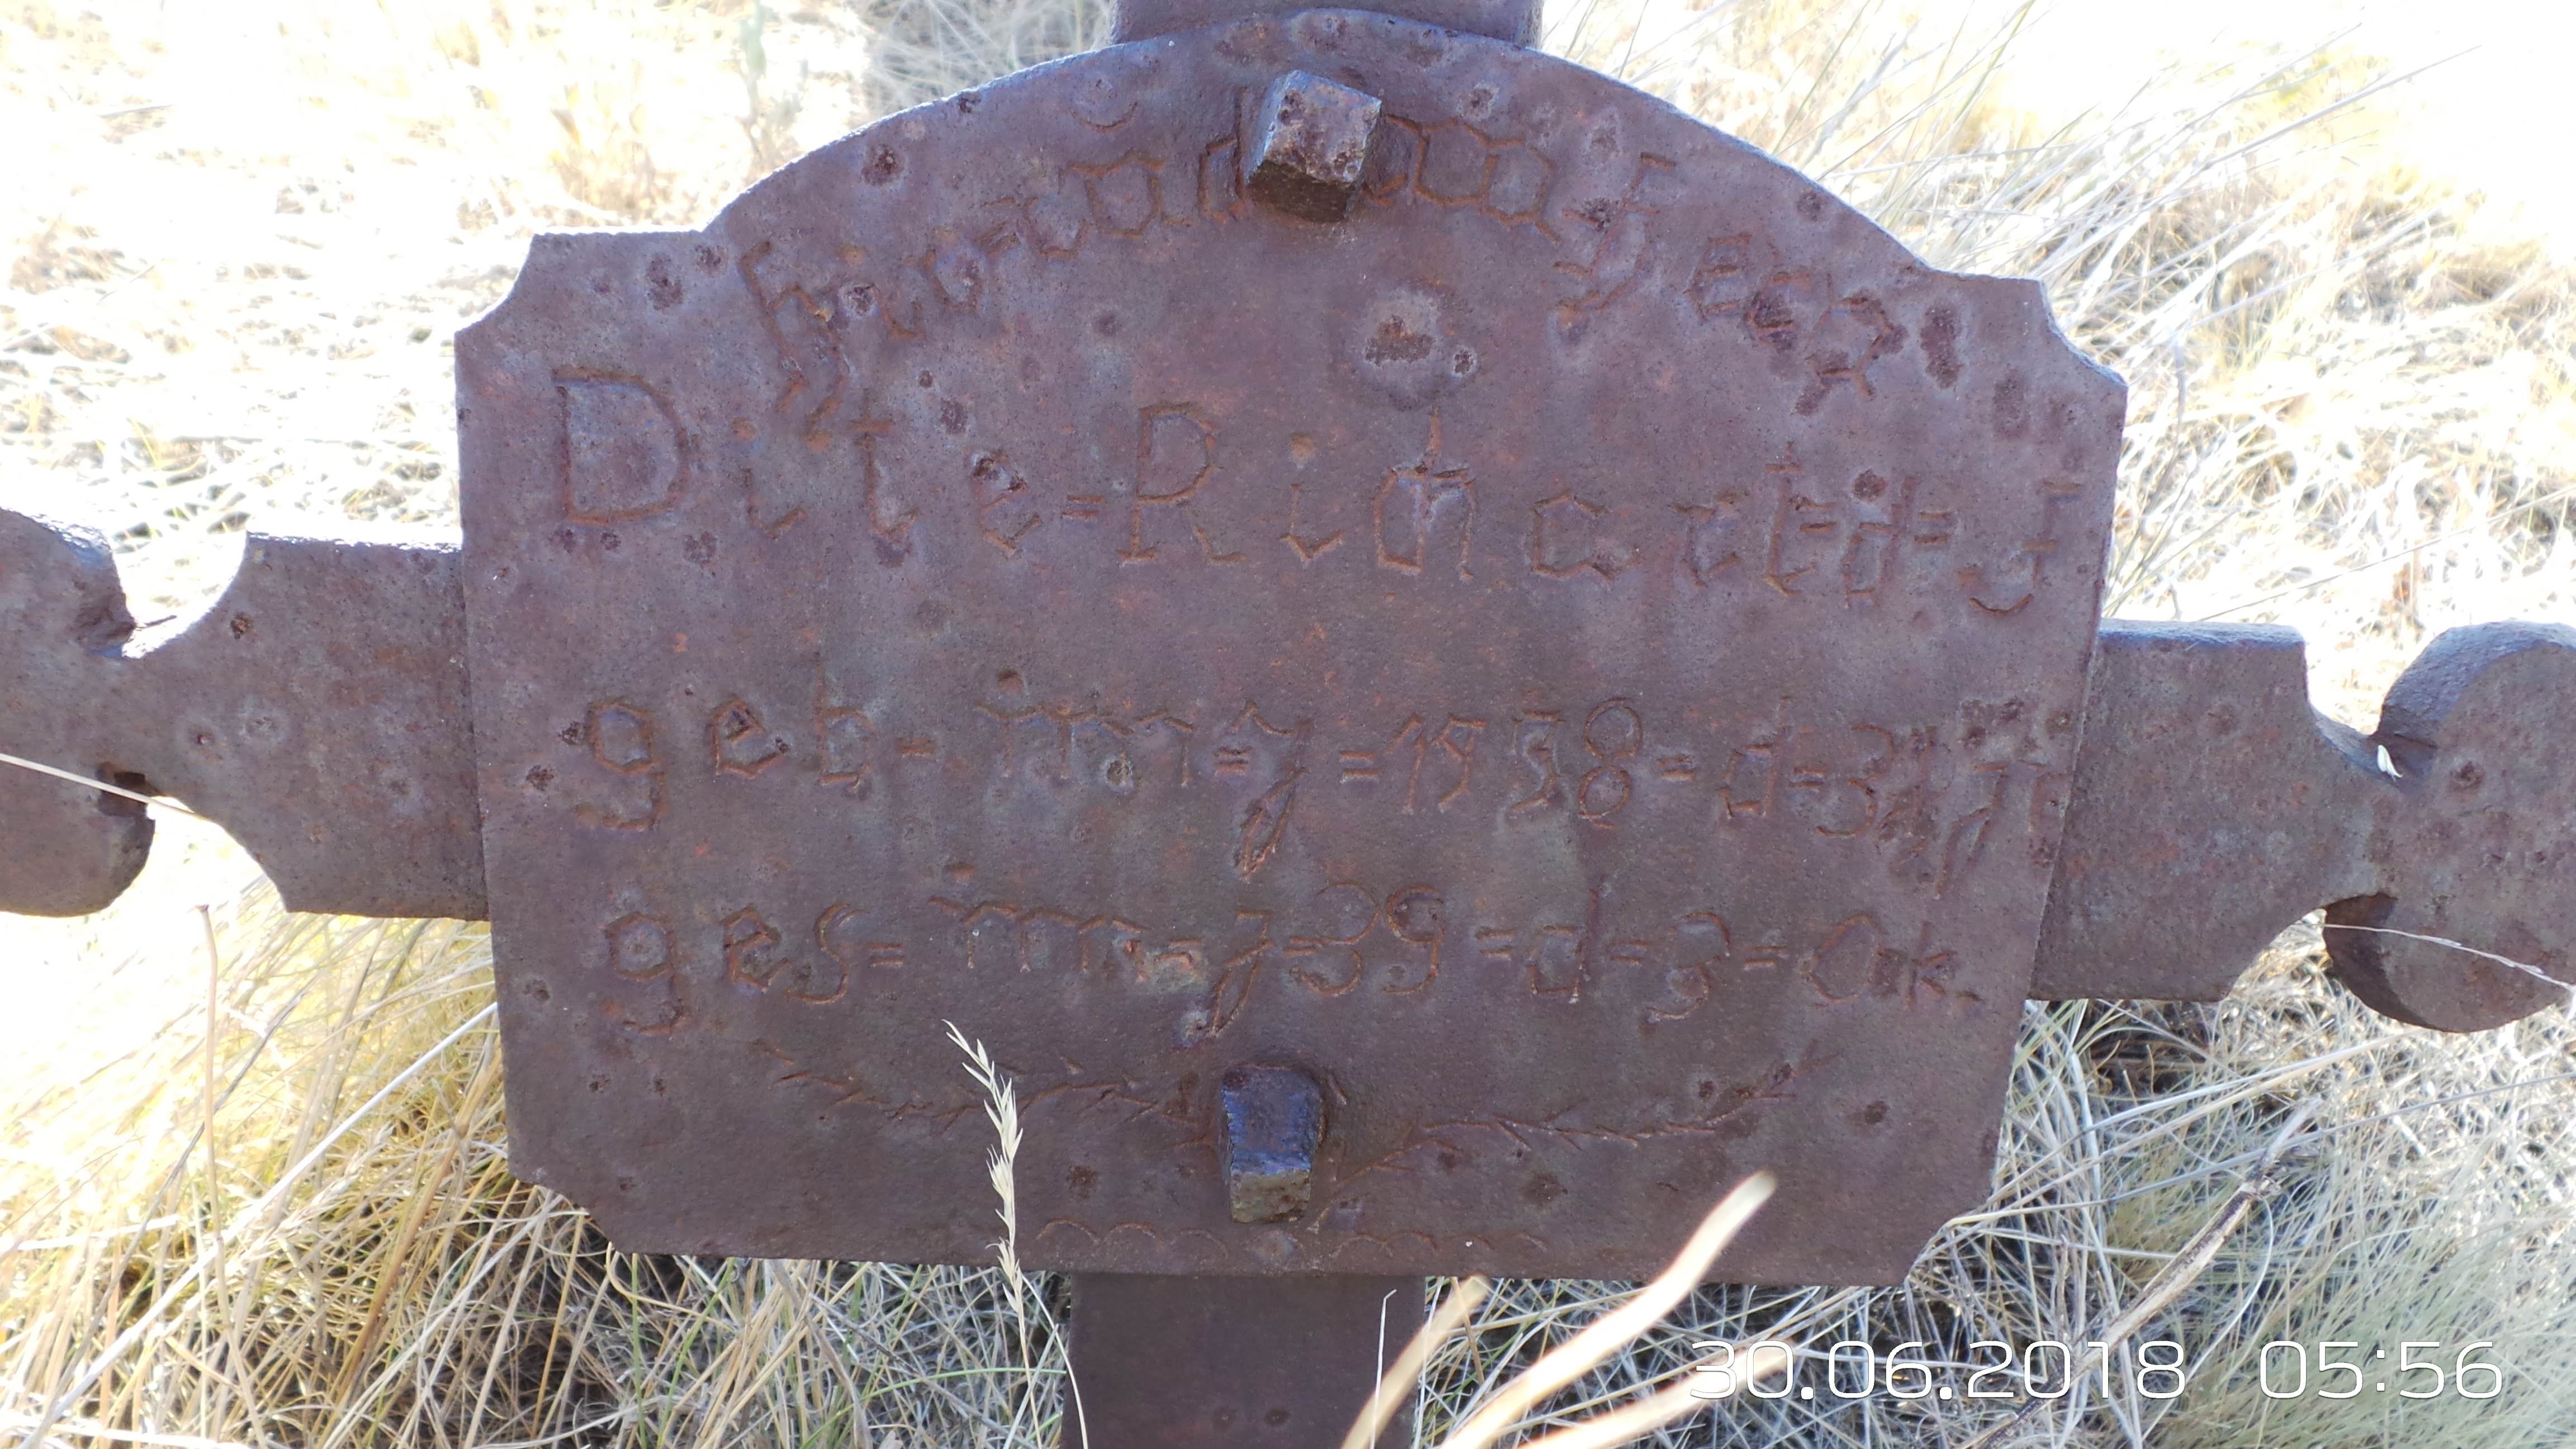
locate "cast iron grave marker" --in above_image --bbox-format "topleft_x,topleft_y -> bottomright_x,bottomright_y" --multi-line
4,0 -> 2572,1441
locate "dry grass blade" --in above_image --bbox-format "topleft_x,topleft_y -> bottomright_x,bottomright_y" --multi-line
1490,1339 -> 1792,1449
18,998 -> 499,1448
944,1022 -> 1026,1289
1505,1377 -> 1716,1449
1956,1104 -> 2313,1449
946,1020 -> 1086,1448
1433,1171 -> 1774,1449
1342,1276 -> 1493,1449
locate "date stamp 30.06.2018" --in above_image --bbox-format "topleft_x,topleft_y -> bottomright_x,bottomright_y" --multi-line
1687,1337 -> 2509,1406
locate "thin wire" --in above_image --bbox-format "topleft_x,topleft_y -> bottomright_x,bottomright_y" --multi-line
2322,921 -> 2575,1003
0,748 -> 209,820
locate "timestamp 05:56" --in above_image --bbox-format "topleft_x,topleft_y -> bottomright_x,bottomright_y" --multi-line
2251,1341 -> 2503,1400
1684,1338 -> 2507,1403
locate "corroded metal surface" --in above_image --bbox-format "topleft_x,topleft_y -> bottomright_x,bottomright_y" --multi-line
2032,623 -> 2374,1002
457,9 -> 2125,1284
2033,620 -> 2576,1030
1244,70 -> 1382,222
2,0 -> 2567,1332
0,2 -> 2566,1439
0,510 -> 484,920
1224,1063 -> 1325,1222
1115,0 -> 1537,44
2331,624 -> 2576,1028
1068,1272 -> 1420,1447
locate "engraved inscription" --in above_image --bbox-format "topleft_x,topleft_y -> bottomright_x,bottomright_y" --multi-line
601,911 -> 683,1034
1124,405 -> 1245,565
1575,699 -> 1642,822
816,670 -> 874,795
572,700 -> 665,830
1795,295 -> 1909,414
1375,410 -> 1474,577
1220,702 -> 1311,881
709,697 -> 790,778
596,874 -> 1987,1043
815,902 -> 892,984
1555,153 -> 1677,334
559,375 -> 686,525
626,302 -> 2064,615
968,451 -> 1044,555
1281,476 -> 1345,563
635,663 -> 2071,896
1529,488 -> 1630,580
1507,712 -> 1564,816
1394,714 -> 1484,812
461,20 -> 2126,1287
1362,116 -> 1557,235
1964,479 -> 2086,615
722,906 -> 784,988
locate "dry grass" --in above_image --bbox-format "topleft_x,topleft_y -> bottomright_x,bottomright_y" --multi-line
5,0 -> 2575,1445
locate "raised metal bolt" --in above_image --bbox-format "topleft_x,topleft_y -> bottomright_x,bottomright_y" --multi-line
1221,1063 -> 1323,1223
1243,71 -> 1381,224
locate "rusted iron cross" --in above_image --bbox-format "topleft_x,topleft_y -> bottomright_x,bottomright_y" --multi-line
4,0 -> 2569,1440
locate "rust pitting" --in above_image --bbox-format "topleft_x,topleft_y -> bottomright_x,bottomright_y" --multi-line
1244,70 -> 1382,223
2034,619 -> 2576,1033
2,1 -> 2568,1443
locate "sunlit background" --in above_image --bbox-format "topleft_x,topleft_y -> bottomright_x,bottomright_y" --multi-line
4,2 -> 2572,1445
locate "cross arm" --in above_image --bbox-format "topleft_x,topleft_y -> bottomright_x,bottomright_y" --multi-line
3,506 -> 2566,1033
0,509 -> 484,920
2034,618 -> 2576,1031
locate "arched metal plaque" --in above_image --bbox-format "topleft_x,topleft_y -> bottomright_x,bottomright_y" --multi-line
460,8 -> 2124,1284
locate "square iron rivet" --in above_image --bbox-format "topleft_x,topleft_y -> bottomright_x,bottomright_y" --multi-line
1221,1064 -> 1324,1223
1243,70 -> 1382,223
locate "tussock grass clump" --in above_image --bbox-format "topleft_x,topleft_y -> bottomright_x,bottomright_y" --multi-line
5,1 -> 2575,1446
2,888 -> 1073,1447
